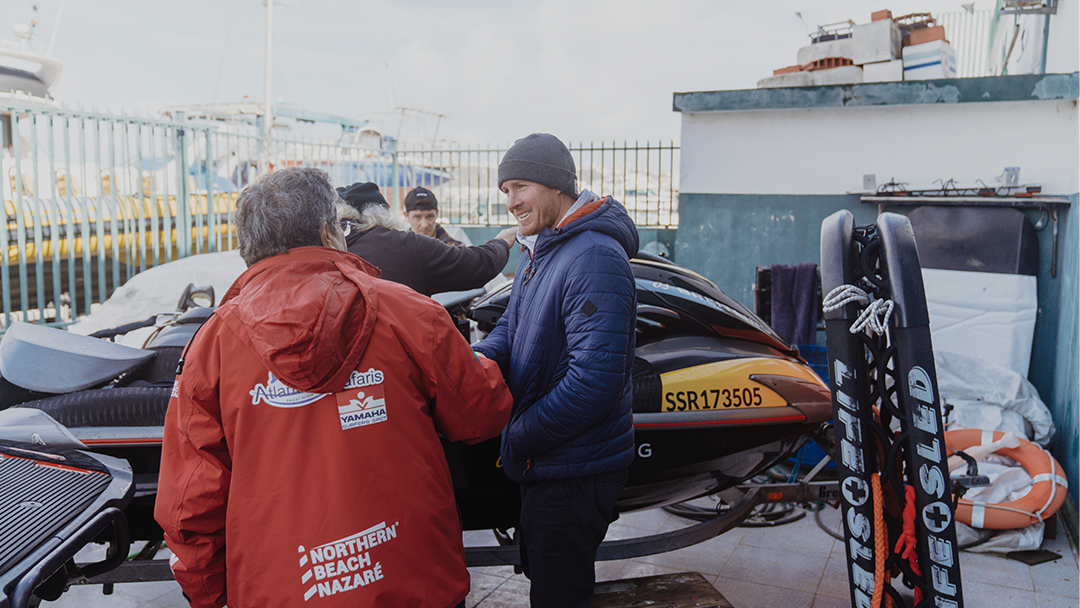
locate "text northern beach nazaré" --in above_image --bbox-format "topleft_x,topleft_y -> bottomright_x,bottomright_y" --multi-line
298,521 -> 399,601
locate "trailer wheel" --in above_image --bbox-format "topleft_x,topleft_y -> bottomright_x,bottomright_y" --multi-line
23,387 -> 171,427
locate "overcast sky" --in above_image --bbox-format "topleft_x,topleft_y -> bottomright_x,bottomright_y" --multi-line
15,0 -> 975,145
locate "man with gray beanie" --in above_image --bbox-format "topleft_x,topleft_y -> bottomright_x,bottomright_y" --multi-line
472,133 -> 639,608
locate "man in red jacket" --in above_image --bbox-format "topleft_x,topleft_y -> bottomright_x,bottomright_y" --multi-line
155,167 -> 512,608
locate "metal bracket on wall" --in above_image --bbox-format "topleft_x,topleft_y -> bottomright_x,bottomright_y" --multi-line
861,195 -> 1071,278
999,0 -> 1057,15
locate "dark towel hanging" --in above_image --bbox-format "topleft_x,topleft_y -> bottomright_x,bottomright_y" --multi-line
769,263 -> 819,345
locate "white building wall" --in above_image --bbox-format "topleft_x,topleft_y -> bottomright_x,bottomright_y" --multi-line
680,99 -> 1078,196
1047,0 -> 1079,74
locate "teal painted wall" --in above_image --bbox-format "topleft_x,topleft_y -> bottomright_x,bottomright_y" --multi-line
460,226 -> 521,274
1040,198 -> 1078,507
673,193 -> 1079,506
672,193 -> 878,307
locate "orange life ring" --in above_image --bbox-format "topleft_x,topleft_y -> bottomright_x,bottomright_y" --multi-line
945,429 -> 1068,530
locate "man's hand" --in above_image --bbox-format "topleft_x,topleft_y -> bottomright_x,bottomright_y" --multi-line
494,226 -> 518,248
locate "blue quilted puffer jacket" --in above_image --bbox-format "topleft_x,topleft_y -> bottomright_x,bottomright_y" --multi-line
473,196 -> 638,483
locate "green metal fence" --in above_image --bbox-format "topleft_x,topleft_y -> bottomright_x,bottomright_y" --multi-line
1,100 -> 244,329
1,99 -> 678,329
393,140 -> 679,228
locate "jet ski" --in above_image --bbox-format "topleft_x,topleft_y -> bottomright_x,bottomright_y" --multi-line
0,252 -> 831,598
0,428 -> 133,608
450,252 -> 832,529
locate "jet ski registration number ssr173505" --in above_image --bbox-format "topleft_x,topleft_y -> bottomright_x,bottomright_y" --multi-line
659,358 -> 813,412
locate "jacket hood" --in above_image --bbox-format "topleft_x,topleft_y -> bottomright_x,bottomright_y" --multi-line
536,195 -> 639,259
218,247 -> 380,394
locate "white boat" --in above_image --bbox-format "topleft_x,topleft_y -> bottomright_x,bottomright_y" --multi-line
0,13 -> 62,102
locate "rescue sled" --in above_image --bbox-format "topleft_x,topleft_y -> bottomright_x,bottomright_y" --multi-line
0,253 -> 832,602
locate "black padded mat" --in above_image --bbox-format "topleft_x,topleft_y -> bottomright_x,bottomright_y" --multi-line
1006,549 -> 1065,566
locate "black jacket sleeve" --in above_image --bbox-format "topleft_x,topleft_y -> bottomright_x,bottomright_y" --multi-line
412,233 -> 511,295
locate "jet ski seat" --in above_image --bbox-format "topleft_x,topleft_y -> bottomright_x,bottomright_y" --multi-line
0,323 -> 155,395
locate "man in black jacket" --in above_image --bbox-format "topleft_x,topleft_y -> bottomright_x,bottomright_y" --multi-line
336,182 -> 516,297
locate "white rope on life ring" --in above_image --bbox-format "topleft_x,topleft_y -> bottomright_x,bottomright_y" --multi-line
945,429 -> 1069,530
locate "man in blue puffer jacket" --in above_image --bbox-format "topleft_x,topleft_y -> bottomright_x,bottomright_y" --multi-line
473,133 -> 638,608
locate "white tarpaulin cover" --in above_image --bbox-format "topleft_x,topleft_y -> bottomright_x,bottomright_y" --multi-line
937,350 -> 1056,447
67,236 -> 502,348
922,268 -> 1037,377
954,456 -> 1045,553
67,250 -> 248,347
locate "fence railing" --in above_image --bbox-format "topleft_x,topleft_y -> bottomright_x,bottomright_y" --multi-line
393,140 -> 679,228
1,101 -> 238,328
1,98 -> 678,329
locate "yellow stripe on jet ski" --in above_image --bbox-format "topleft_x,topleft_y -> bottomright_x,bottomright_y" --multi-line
660,357 -> 821,412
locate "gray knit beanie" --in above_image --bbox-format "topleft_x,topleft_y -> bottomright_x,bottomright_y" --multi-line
498,133 -> 577,197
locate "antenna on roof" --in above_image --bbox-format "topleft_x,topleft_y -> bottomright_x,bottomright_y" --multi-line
794,12 -> 811,42
45,0 -> 64,57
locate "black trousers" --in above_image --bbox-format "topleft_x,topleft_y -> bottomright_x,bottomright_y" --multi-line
518,469 -> 628,608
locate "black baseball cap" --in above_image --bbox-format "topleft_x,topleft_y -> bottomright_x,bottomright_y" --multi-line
404,187 -> 438,213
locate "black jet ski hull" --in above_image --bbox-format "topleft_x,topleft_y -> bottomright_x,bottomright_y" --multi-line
0,439 -> 133,608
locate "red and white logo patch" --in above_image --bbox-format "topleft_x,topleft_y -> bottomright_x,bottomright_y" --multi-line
336,384 -> 387,430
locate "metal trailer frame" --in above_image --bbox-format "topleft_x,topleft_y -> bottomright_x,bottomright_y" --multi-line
71,481 -> 840,587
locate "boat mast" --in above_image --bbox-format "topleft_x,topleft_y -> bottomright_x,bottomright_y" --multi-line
46,0 -> 65,57
264,0 -> 273,143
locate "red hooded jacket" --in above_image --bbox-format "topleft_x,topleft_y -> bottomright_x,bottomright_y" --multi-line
155,246 -> 512,608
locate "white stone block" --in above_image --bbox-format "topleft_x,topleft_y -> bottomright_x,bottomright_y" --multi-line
903,40 -> 957,80
851,20 -> 901,65
863,59 -> 904,83
810,65 -> 863,86
796,38 -> 854,65
757,71 -> 814,89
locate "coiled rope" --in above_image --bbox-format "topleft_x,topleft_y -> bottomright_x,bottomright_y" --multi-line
823,285 -> 894,336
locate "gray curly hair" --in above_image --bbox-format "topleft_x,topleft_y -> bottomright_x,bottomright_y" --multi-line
336,200 -> 409,233
234,167 -> 339,266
